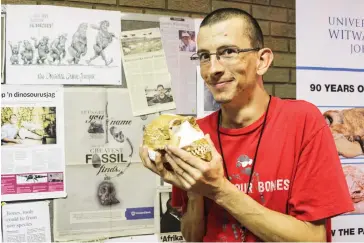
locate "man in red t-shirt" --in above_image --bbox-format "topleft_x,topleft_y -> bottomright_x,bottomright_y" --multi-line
139,8 -> 354,242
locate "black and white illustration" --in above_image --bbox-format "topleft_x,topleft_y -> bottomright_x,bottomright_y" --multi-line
5,5 -> 121,85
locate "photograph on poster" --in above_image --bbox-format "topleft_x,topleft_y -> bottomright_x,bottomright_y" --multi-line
1,106 -> 57,146
145,83 -> 174,107
319,106 -> 364,159
160,192 -> 182,233
342,163 -> 364,214
121,30 -> 163,56
178,30 -> 196,52
16,173 -> 48,184
5,5 -> 121,85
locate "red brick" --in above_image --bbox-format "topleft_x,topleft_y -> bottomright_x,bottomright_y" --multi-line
39,1 -> 93,8
257,20 -> 269,35
271,22 -> 295,38
168,0 -> 210,13
289,39 -> 295,53
212,1 -> 250,13
264,67 -> 290,82
275,84 -> 296,98
4,0 -> 36,4
288,9 -> 295,23
145,9 -> 192,17
264,37 -> 288,52
95,4 -> 143,13
270,0 -> 295,9
72,0 -> 115,6
253,0 -> 269,5
252,5 -> 287,22
264,84 -> 273,95
273,53 -> 296,67
290,69 -> 296,83
120,0 -> 164,8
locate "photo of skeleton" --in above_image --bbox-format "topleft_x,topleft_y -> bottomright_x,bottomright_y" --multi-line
5,5 -> 121,85
321,107 -> 364,158
16,173 -> 48,184
342,164 -> 364,214
1,106 -> 57,146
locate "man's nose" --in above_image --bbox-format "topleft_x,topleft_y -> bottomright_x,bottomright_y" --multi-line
208,55 -> 224,79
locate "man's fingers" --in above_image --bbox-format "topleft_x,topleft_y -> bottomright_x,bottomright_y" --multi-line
139,145 -> 159,174
166,145 -> 207,172
165,154 -> 195,185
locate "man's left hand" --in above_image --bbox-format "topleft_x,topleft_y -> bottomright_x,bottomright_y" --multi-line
164,134 -> 226,200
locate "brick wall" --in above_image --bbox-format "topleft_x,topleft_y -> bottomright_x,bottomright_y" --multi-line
3,0 -> 296,99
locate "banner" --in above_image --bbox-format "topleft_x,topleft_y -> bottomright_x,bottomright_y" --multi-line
296,0 -> 364,241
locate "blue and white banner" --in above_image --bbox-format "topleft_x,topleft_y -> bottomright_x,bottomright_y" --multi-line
296,0 -> 364,241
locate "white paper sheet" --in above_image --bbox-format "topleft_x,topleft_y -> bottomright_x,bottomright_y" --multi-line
63,87 -> 158,165
1,11 -> 6,84
53,162 -> 157,241
1,85 -> 66,201
5,5 -> 122,85
120,27 -> 176,116
159,17 -> 197,115
2,201 -> 52,242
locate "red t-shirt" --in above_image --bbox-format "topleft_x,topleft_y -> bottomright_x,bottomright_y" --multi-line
171,96 -> 354,242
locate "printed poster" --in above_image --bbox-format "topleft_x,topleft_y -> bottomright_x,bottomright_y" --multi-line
296,0 -> 364,241
1,85 -> 66,201
5,5 -> 122,85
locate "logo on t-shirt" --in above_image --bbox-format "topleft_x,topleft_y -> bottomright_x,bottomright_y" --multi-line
236,154 -> 253,168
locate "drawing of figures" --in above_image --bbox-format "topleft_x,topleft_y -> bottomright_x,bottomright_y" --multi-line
20,40 -> 34,65
8,41 -> 21,64
68,23 -> 88,64
31,36 -> 50,64
86,20 -> 115,66
48,34 -> 67,65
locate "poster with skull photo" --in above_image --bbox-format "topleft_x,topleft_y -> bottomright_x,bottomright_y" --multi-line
5,5 -> 121,85
53,162 -> 157,241
63,87 -> 158,167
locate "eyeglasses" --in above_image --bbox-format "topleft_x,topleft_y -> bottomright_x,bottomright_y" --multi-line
190,47 -> 260,65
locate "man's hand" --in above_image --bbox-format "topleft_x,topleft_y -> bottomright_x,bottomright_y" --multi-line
164,134 -> 226,200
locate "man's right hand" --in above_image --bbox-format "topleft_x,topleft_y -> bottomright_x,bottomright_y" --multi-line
139,145 -> 185,189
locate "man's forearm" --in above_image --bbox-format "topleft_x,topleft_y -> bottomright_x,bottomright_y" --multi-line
214,179 -> 326,242
181,195 -> 205,242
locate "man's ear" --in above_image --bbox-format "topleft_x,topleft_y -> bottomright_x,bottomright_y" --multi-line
256,48 -> 274,76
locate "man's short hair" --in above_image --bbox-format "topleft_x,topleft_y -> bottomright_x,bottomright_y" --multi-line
157,84 -> 164,89
200,8 -> 264,48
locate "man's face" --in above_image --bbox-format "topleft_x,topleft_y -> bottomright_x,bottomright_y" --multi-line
157,87 -> 165,96
182,36 -> 190,45
197,18 -> 259,104
10,115 -> 18,124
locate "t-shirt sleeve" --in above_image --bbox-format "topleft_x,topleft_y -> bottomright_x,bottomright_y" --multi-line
171,185 -> 189,214
288,123 -> 354,221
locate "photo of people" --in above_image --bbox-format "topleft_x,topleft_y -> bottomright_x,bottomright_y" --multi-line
342,164 -> 364,214
145,84 -> 174,107
121,30 -> 163,56
204,82 -> 220,112
160,192 -> 182,233
48,172 -> 64,182
178,30 -> 196,52
321,107 -> 364,158
1,106 -> 57,145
